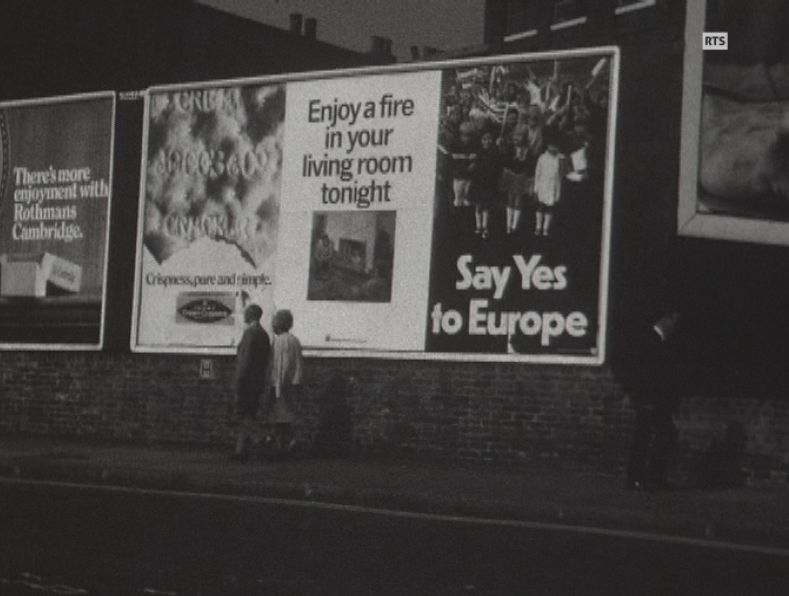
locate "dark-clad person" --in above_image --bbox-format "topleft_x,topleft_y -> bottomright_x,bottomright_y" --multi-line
620,310 -> 683,490
232,304 -> 271,462
267,309 -> 303,458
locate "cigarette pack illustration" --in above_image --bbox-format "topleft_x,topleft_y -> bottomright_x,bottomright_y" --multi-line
0,252 -> 82,297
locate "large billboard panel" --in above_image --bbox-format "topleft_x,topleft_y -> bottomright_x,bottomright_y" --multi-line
680,0 -> 789,244
132,49 -> 618,364
0,93 -> 116,350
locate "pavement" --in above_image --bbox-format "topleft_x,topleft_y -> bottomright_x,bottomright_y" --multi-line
1,434 -> 789,552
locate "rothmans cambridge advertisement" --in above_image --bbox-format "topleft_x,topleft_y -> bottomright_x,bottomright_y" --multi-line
132,48 -> 618,364
0,92 -> 116,350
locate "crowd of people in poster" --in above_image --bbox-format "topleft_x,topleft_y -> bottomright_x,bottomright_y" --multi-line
428,55 -> 612,356
437,56 -> 609,239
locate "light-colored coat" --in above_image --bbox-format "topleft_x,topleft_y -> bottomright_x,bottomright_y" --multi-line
268,331 -> 303,424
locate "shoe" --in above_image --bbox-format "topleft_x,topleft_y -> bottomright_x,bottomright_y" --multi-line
626,479 -> 645,491
475,228 -> 482,236
482,229 -> 489,239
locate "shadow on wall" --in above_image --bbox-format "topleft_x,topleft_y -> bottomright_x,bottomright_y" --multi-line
690,421 -> 748,489
311,372 -> 353,459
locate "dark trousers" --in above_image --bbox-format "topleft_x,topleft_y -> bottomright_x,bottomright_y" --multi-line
235,391 -> 263,455
627,405 -> 678,486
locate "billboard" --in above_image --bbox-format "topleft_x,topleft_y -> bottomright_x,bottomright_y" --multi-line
679,0 -> 789,244
0,92 -> 116,350
132,48 -> 618,364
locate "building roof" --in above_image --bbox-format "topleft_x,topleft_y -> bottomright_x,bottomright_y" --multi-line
1,0 -> 376,100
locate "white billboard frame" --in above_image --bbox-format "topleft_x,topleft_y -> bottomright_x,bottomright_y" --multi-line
131,47 -> 619,365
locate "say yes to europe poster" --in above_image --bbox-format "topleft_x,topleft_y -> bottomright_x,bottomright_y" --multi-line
0,92 -> 115,350
132,48 -> 618,364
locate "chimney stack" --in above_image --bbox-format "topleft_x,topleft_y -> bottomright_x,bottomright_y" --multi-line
289,12 -> 303,35
369,36 -> 394,60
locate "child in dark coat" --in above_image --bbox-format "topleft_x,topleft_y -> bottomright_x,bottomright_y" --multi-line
469,127 -> 503,238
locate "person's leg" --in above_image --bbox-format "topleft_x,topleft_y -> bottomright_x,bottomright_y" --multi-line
452,178 -> 462,207
281,423 -> 295,451
460,180 -> 471,206
647,408 -> 678,488
234,416 -> 256,461
627,408 -> 652,488
542,211 -> 553,236
511,207 -> 522,232
233,394 -> 255,461
271,423 -> 294,458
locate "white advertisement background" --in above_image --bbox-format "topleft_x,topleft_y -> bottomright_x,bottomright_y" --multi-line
136,238 -> 276,348
134,84 -> 283,352
276,70 -> 442,351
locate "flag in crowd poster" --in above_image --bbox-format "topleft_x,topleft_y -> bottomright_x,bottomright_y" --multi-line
0,92 -> 116,350
132,48 -> 618,364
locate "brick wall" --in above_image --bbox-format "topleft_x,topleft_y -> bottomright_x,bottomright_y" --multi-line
678,397 -> 789,484
2,350 -> 787,480
0,352 -> 231,444
0,351 -> 626,463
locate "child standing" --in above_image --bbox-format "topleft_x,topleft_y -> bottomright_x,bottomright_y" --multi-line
469,128 -> 502,238
439,120 -> 477,207
533,131 -> 567,237
499,124 -> 534,234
